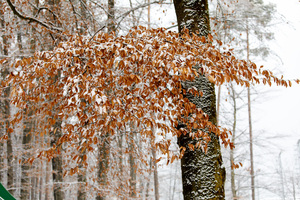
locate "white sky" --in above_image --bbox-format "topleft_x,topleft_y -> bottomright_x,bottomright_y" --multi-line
257,0 -> 300,167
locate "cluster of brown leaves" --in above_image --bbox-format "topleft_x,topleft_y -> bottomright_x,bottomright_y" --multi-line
3,26 -> 298,165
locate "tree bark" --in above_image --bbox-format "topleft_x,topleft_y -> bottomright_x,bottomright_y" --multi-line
173,0 -> 225,199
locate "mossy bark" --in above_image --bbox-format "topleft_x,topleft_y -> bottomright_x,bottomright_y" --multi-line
173,0 -> 225,199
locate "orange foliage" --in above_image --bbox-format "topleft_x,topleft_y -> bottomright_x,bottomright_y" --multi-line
4,26 -> 299,166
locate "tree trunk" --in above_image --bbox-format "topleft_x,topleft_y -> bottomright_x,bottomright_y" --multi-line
229,83 -> 237,199
51,119 -> 64,200
279,152 -> 285,200
50,71 -> 64,200
45,0 -> 64,198
45,155 -> 52,200
80,0 -> 87,34
96,137 -> 109,200
246,19 -> 255,200
0,3 -> 13,192
118,130 -> 124,198
19,22 -> 34,198
129,141 -> 136,198
151,127 -> 159,200
129,125 -> 137,198
147,0 -> 150,29
0,0 -> 8,183
96,2 -> 115,199
173,0 -> 225,199
107,0 -> 115,32
147,7 -> 160,198
3,66 -> 14,196
1,37 -> 14,195
21,107 -> 33,200
77,148 -> 86,200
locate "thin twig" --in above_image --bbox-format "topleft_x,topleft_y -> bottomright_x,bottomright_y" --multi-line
89,25 -> 106,43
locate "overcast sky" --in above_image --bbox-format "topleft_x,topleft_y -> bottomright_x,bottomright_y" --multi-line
257,0 -> 300,165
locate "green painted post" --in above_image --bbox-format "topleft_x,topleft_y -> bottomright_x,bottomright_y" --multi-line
0,183 -> 16,200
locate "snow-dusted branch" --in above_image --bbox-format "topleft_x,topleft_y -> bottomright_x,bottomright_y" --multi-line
5,0 -> 62,32
28,2 -> 58,20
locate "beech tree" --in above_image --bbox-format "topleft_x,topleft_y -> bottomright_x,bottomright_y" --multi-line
173,0 -> 226,199
1,0 -> 299,199
2,22 -> 297,198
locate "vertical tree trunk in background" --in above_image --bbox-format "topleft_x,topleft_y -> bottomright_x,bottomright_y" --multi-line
77,2 -> 90,197
3,66 -> 13,195
129,121 -> 137,198
246,19 -> 255,200
97,138 -> 109,200
17,32 -> 23,55
38,161 -> 43,200
51,118 -> 64,200
50,65 -> 64,200
30,0 -> 39,53
107,0 -> 115,32
151,119 -> 159,200
77,151 -> 87,200
278,152 -> 285,200
96,2 -> 115,199
21,107 -> 33,200
147,5 -> 160,197
1,14 -> 14,194
247,86 -> 255,200
129,135 -> 136,198
118,130 -> 124,198
0,0 -> 7,183
229,83 -> 237,199
80,0 -> 87,34
173,0 -> 225,199
31,169 -> 37,200
45,155 -> 51,200
46,0 -> 64,199
147,0 -> 150,29
18,20 -> 35,198
152,138 -> 159,200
